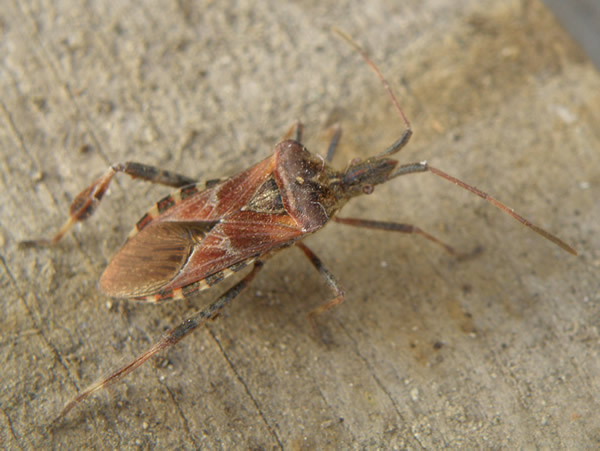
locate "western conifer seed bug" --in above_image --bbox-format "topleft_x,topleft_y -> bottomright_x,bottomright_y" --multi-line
23,28 -> 577,421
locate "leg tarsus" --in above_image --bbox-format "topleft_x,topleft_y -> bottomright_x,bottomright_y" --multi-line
24,162 -> 196,245
295,242 -> 345,335
26,167 -> 119,246
333,216 -> 460,256
56,261 -> 264,422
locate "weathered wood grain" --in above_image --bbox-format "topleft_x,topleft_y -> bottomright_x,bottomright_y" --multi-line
1,0 -> 598,448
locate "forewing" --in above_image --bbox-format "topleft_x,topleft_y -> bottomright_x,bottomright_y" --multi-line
100,152 -> 308,298
99,221 -> 217,298
158,211 -> 303,291
100,145 -> 332,299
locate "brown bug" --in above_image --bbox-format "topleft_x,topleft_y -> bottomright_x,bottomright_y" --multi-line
24,28 -> 577,419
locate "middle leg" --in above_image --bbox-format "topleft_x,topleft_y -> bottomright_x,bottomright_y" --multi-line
333,216 -> 459,256
295,242 -> 345,333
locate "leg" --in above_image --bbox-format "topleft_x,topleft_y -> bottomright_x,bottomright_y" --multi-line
23,162 -> 196,245
333,216 -> 458,256
281,120 -> 304,142
57,260 -> 264,421
295,242 -> 345,332
325,124 -> 342,162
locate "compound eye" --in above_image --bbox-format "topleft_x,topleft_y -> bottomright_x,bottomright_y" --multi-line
362,184 -> 374,195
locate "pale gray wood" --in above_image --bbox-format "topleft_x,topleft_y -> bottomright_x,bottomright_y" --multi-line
1,0 -> 598,448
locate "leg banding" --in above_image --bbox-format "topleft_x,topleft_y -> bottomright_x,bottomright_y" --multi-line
295,242 -> 345,333
23,162 -> 196,246
57,261 -> 264,420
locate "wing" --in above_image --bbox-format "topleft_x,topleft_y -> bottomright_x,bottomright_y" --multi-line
99,147 -> 323,299
157,210 -> 305,292
99,221 -> 217,297
99,212 -> 304,298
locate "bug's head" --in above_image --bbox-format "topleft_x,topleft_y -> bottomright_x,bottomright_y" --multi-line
341,157 -> 398,197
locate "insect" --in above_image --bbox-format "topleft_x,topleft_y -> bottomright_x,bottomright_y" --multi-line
24,29 -> 576,420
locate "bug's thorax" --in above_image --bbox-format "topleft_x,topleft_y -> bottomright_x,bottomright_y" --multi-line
272,140 -> 341,229
274,141 -> 399,225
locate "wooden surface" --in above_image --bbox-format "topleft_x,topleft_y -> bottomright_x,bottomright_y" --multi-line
1,0 -> 598,448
